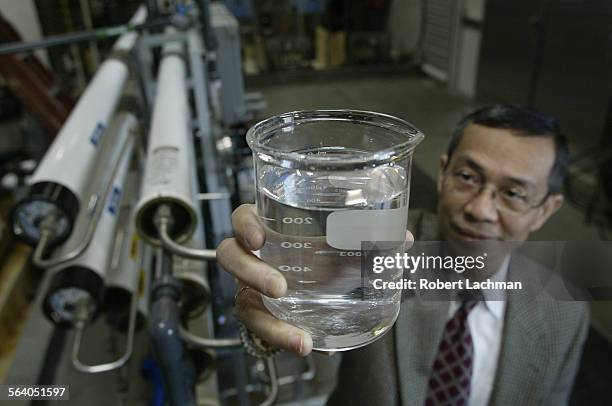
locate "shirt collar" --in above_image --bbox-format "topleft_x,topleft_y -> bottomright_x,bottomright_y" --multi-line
481,255 -> 510,319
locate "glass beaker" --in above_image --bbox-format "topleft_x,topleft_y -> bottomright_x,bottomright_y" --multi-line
246,110 -> 424,351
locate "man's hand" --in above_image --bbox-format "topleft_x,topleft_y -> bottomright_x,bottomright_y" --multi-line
217,204 -> 313,357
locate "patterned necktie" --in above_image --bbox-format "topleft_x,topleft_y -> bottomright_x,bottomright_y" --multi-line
425,300 -> 479,406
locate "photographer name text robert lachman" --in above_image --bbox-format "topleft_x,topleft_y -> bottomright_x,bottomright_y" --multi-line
372,278 -> 523,291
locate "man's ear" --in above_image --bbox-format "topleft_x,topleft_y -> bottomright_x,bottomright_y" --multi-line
437,154 -> 449,194
529,193 -> 564,232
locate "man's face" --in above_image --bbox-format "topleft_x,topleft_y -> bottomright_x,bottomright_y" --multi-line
436,123 -> 564,243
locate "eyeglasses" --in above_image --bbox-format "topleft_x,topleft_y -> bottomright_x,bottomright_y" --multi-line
443,168 -> 549,215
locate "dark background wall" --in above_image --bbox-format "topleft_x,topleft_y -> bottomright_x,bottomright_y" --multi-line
477,0 -> 612,150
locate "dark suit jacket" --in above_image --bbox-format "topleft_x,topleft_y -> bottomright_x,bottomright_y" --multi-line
328,210 -> 589,406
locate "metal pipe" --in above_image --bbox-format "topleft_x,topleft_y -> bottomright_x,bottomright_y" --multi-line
178,326 -> 241,348
71,282 -> 138,373
196,0 -> 218,52
157,215 -> 216,260
277,356 -> 316,386
79,0 -> 101,68
0,15 -> 169,56
33,114 -> 137,268
149,247 -> 196,406
221,358 -> 280,406
261,357 -> 279,406
196,192 -> 231,200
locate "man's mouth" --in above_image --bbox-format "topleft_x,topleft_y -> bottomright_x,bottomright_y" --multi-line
451,223 -> 495,241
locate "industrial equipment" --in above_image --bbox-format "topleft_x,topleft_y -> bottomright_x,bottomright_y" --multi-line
10,6 -> 146,250
3,3 -> 330,406
42,112 -> 136,328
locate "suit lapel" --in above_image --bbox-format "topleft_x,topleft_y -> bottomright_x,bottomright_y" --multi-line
397,211 -> 548,404
394,253 -> 549,406
489,255 -> 547,404
395,296 -> 450,406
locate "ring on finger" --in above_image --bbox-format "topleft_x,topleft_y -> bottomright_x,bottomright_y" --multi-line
234,285 -> 251,304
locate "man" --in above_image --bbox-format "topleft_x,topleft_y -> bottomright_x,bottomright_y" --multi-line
217,105 -> 589,405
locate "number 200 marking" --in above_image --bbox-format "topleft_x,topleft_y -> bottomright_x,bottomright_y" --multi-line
279,265 -> 312,272
280,242 -> 311,248
282,217 -> 313,224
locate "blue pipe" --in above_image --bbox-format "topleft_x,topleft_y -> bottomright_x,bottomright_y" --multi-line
149,272 -> 196,406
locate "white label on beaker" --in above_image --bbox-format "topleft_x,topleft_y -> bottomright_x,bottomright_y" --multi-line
326,207 -> 409,250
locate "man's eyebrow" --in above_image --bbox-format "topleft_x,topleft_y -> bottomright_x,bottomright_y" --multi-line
453,157 -> 485,174
504,176 -> 536,190
454,157 -> 536,189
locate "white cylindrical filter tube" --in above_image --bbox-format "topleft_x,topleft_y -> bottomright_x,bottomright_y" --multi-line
104,203 -> 145,331
135,243 -> 153,327
11,7 -> 147,248
81,113 -> 139,231
173,231 -> 211,319
135,37 -> 198,245
32,112 -> 138,268
112,5 -> 147,52
108,225 -> 152,333
172,124 -> 211,319
104,169 -> 141,306
43,129 -> 135,327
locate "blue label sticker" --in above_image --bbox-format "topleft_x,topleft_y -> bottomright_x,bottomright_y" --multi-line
107,186 -> 121,215
90,122 -> 106,146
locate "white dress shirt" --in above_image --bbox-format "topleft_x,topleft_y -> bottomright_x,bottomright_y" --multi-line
447,256 -> 510,406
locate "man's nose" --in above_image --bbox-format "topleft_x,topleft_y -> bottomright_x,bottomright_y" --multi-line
464,187 -> 499,222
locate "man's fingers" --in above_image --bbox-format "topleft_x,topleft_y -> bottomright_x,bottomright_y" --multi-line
231,204 -> 265,251
405,229 -> 414,250
217,238 -> 286,298
235,288 -> 313,357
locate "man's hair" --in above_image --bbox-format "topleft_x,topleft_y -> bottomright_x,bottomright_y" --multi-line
446,104 -> 569,194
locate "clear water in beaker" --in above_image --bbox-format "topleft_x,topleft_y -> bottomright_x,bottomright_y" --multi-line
247,110 -> 424,351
